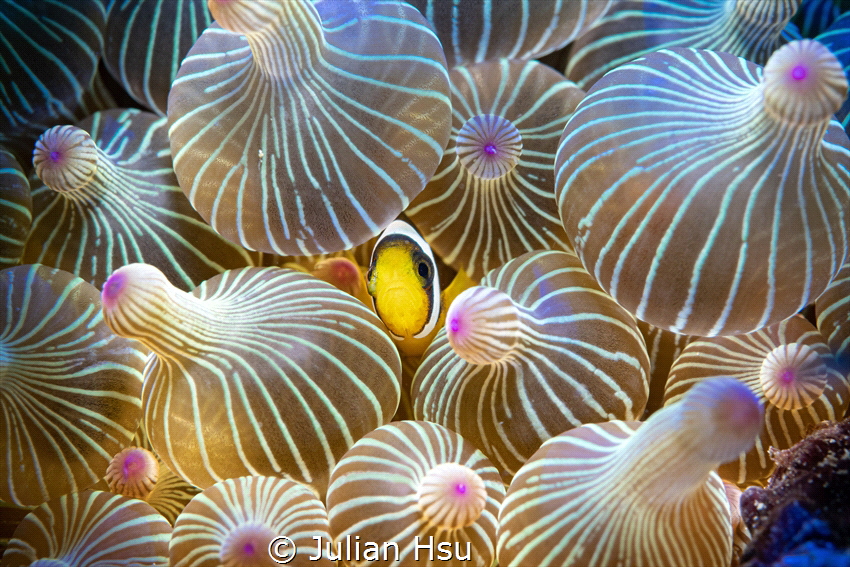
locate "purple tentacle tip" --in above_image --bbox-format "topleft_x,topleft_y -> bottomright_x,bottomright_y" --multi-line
724,381 -> 763,432
790,64 -> 808,81
101,271 -> 126,308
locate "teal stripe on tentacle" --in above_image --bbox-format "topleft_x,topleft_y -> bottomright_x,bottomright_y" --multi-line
0,0 -> 109,164
326,421 -> 504,567
167,0 -> 452,256
406,59 -> 582,280
413,250 -> 650,483
566,0 -> 800,90
100,263 -> 401,498
104,0 -> 212,116
1,265 -> 147,507
24,109 -> 257,291
555,41 -> 850,337
3,490 -> 170,565
497,377 -> 762,567
407,0 -> 610,68
0,148 -> 31,268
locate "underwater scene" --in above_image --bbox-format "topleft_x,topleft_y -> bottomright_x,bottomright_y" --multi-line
1,0 -> 850,565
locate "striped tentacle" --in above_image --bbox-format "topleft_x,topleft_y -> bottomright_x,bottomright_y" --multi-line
663,314 -> 850,485
412,250 -> 650,482
100,263 -> 401,496
497,377 -> 762,567
103,0 -> 212,116
24,109 -> 257,291
814,11 -> 850,134
636,320 -> 694,417
815,259 -> 850,374
0,148 -> 32,268
556,41 -> 850,337
170,476 -> 334,567
406,0 -> 612,68
406,59 -> 582,280
791,0 -> 842,37
567,0 -> 800,90
0,0 -> 109,164
1,490 -> 171,566
167,0 -> 451,256
326,420 -> 504,567
0,264 -> 146,507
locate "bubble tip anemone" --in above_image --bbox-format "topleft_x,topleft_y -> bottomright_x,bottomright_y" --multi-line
716,382 -> 763,435
100,263 -> 181,349
101,264 -> 168,310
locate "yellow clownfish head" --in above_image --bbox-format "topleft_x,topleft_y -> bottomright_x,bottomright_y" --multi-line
366,220 -> 442,345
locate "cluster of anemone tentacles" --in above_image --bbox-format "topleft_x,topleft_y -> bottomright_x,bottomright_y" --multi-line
2,1 -> 850,566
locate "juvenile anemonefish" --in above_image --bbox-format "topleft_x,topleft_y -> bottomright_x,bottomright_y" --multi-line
367,220 -> 441,355
367,220 -> 473,358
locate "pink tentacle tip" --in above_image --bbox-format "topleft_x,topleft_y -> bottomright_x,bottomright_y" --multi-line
790,64 -> 808,81
449,316 -> 461,333
221,524 -> 276,566
779,368 -> 796,385
101,272 -> 126,308
720,380 -> 763,433
122,449 -> 146,478
483,144 -> 497,155
49,150 -> 62,163
455,482 -> 467,495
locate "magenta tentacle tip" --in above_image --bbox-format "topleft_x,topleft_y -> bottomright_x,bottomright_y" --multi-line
105,446 -> 159,500
700,377 -> 763,429
122,450 -> 143,477
720,379 -> 763,433
101,271 -> 127,309
456,114 -> 522,179
790,64 -> 808,81
780,368 -> 795,385
220,523 -> 277,567
685,377 -> 764,463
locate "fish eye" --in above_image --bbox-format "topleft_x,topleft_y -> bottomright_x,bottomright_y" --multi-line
418,261 -> 430,280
